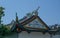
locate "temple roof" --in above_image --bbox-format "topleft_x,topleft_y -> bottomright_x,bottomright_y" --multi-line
10,8 -> 59,34
20,15 -> 50,30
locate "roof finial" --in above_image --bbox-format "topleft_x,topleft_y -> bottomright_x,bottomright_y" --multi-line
32,6 -> 40,16
36,6 -> 40,11
16,12 -> 18,23
16,12 -> 17,16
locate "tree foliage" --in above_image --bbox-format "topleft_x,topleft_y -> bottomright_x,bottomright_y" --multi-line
0,24 -> 11,36
0,6 -> 5,24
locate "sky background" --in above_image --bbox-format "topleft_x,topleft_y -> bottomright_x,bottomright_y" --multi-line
0,0 -> 60,25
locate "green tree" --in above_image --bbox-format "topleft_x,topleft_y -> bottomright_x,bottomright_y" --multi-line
0,7 -> 5,25
0,24 -> 12,38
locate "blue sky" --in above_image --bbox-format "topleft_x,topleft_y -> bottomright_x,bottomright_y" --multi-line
0,0 -> 60,25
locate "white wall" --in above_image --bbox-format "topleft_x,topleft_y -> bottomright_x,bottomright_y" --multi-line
18,31 -> 50,38
18,31 -> 60,38
1,31 -> 59,38
52,35 -> 60,38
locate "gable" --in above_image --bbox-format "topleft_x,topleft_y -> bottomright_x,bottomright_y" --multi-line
24,18 -> 47,29
19,15 -> 50,30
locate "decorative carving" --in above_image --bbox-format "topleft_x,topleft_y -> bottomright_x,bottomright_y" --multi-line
26,13 -> 33,18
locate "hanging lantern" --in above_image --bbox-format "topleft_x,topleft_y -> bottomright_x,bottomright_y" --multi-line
17,28 -> 22,33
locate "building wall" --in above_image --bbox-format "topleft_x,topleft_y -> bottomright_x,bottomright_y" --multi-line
18,31 -> 60,38
18,31 -> 50,38
1,31 -> 60,38
52,35 -> 60,38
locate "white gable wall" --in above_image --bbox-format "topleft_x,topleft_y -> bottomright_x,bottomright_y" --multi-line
25,19 -> 46,29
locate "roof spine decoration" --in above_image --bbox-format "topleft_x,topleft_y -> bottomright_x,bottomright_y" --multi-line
32,6 -> 40,16
16,12 -> 19,23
